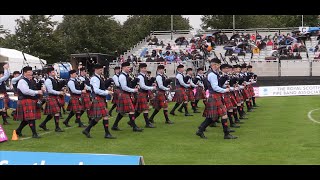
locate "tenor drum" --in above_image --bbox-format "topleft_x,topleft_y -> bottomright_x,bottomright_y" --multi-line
8,96 -> 18,110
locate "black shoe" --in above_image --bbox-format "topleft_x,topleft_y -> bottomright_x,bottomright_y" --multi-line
39,124 -> 49,131
32,134 -> 41,138
104,133 -> 116,139
196,131 -> 207,139
185,113 -> 193,116
15,130 -> 23,137
170,111 -> 176,116
165,120 -> 174,124
227,128 -> 235,133
253,104 -> 259,107
198,126 -> 206,132
111,126 -> 121,131
239,116 -> 248,120
133,127 -> 144,132
230,123 -> 240,128
82,130 -> 91,138
3,121 -> 10,125
145,123 -> 156,128
127,121 -> 133,127
209,122 -> 218,127
108,111 -> 112,117
235,120 -> 244,124
224,134 -> 238,139
178,109 -> 184,113
55,128 -> 65,132
193,110 -> 201,113
63,121 -> 71,127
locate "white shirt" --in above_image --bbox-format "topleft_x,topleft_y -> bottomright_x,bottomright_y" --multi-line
45,76 -> 60,95
17,77 -> 38,96
138,73 -> 155,91
68,78 -> 82,95
118,71 -> 136,93
90,74 -> 109,96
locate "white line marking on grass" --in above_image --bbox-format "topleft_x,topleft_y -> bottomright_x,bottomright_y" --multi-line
19,117 -> 114,140
307,108 -> 320,124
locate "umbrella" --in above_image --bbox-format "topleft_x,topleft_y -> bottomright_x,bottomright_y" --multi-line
248,42 -> 258,48
308,27 -> 320,33
277,45 -> 287,50
292,30 -> 300,34
237,42 -> 248,49
175,37 -> 185,43
230,34 -> 240,40
212,30 -> 221,35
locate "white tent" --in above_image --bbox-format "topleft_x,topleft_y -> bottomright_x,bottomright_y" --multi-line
0,47 -> 47,72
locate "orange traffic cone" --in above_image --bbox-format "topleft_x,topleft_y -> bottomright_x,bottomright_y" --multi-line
11,130 -> 18,141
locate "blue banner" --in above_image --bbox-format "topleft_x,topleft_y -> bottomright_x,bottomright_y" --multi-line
0,151 -> 144,165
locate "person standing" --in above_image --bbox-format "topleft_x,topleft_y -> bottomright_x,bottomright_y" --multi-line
15,66 -> 42,138
108,67 -> 120,117
0,64 -> 10,125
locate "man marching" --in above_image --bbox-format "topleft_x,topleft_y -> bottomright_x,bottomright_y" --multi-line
63,70 -> 87,127
15,66 -> 42,138
170,64 -> 192,116
111,62 -> 143,132
39,67 -> 65,132
194,68 -> 206,108
11,71 -> 23,120
108,66 -> 120,117
82,64 -> 115,139
0,65 -> 10,125
247,65 -> 258,107
133,63 -> 156,128
196,58 -> 237,139
149,65 -> 174,124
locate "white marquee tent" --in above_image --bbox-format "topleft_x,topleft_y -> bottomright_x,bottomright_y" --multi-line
0,47 -> 47,72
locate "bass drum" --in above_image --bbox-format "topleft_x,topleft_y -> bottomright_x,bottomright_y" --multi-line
53,62 -> 73,80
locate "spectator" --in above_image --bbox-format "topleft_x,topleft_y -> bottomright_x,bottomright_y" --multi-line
166,43 -> 172,50
294,53 -> 302,59
190,37 -> 196,43
159,41 -> 165,48
151,50 -> 157,57
152,36 -> 158,44
267,39 -> 274,46
251,34 -> 256,41
146,57 -> 153,62
145,51 -> 150,58
256,33 -> 262,40
191,43 -> 196,50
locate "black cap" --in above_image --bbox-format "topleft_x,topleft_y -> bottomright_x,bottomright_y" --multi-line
227,64 -> 233,68
197,68 -> 204,72
121,62 -> 131,68
209,58 -> 221,64
80,67 -> 86,72
241,64 -> 247,69
186,68 -> 193,72
247,65 -> 253,68
23,66 -> 33,73
13,71 -> 21,75
220,64 -> 229,70
114,66 -> 120,70
139,63 -> 147,68
69,70 -> 77,75
177,64 -> 184,69
233,65 -> 240,68
94,64 -> 104,69
157,65 -> 165,70
47,67 -> 54,74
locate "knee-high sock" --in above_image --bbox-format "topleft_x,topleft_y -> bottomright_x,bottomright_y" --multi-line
149,109 -> 159,121
129,114 -> 137,128
252,97 -> 256,105
143,113 -> 150,125
28,120 -> 37,135
41,115 -> 53,126
178,103 -> 184,111
199,118 -> 213,132
112,113 -> 123,127
134,111 -> 141,119
191,101 -> 196,111
221,118 -> 229,135
245,101 -> 250,110
163,110 -> 170,122
171,103 -> 181,113
109,104 -> 117,113
16,120 -> 28,133
64,111 -> 75,124
195,100 -> 199,107
54,116 -> 60,129
1,111 -> 7,123
233,110 -> 239,121
84,119 -> 98,132
183,103 -> 189,114
103,119 -> 110,134
237,106 -> 243,117
227,112 -> 234,124
76,112 -> 83,125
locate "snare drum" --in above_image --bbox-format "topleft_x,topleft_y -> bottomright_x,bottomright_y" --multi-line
9,96 -> 18,110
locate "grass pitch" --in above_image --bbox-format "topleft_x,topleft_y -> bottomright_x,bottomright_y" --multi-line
1,96 -> 320,165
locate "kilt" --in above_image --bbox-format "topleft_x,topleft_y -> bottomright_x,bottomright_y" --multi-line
58,95 -> 65,107
232,91 -> 241,104
229,92 -> 238,107
237,90 -> 244,102
88,95 -> 108,118
203,93 -> 227,118
242,87 -> 250,100
67,95 -> 84,112
117,91 -> 135,113
44,95 -> 61,115
195,86 -> 206,100
223,92 -> 235,110
249,84 -> 255,97
152,91 -> 168,110
16,99 -> 41,121
148,90 -> 154,102
81,92 -> 92,110
0,92 -> 9,109
135,91 -> 149,112
172,87 -> 188,103
186,88 -> 195,102
112,89 -> 120,104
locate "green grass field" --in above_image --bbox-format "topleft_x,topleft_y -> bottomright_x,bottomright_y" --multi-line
1,96 -> 320,164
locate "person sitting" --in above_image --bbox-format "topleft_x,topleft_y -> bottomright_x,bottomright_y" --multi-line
166,43 -> 172,50
159,41 -> 165,48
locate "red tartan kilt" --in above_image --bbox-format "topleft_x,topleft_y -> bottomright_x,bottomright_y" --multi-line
202,94 -> 218,119
186,88 -> 195,102
87,96 -> 107,118
173,87 -> 188,103
233,91 -> 241,104
135,92 -> 149,112
148,91 -> 154,102
249,85 -> 255,97
117,92 -> 135,113
112,89 -> 119,104
203,93 -> 226,117
16,99 -> 41,121
237,90 -> 244,102
44,96 -> 61,115
152,91 -> 168,110
223,93 -> 234,110
81,93 -> 92,110
242,88 -> 250,100
67,95 -> 84,112
58,95 -> 65,107
195,87 -> 206,100
229,92 -> 238,107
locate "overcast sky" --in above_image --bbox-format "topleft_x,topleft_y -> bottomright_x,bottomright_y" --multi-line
0,15 -> 203,33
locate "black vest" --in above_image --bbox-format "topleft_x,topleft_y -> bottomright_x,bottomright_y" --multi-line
218,73 -> 229,88
119,72 -> 132,92
17,77 -> 37,100
0,81 -> 6,93
175,72 -> 184,88
138,73 -> 149,93
68,79 -> 82,96
13,83 -> 18,94
94,75 -> 106,91
206,69 -> 222,94
156,74 -> 167,92
48,77 -> 59,95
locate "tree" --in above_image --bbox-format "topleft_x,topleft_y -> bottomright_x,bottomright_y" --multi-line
0,25 -> 10,46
